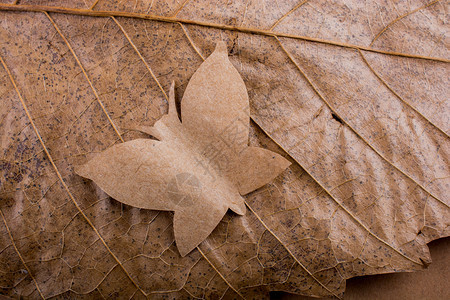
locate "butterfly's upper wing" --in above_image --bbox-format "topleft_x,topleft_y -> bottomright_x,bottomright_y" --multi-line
180,42 -> 249,154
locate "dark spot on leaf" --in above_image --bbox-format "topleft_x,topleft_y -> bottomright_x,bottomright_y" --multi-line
331,113 -> 343,124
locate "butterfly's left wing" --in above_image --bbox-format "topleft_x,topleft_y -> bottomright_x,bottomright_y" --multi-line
75,139 -> 180,211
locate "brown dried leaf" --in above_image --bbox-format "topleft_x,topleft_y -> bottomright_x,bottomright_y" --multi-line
0,0 -> 448,299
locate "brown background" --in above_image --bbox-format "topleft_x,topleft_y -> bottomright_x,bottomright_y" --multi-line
274,237 -> 449,300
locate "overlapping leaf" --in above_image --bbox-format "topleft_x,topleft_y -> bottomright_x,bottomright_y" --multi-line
0,0 -> 448,298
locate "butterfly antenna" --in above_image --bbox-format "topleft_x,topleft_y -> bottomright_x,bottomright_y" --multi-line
168,81 -> 178,119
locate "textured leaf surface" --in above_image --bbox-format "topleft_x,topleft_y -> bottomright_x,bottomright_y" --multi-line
0,0 -> 449,298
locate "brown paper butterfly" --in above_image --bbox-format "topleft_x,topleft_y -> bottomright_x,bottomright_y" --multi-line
76,42 -> 290,256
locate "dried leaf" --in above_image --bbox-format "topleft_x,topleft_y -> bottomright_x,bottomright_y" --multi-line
0,1 -> 448,299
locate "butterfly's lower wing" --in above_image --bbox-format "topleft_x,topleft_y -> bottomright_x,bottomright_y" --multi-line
234,147 -> 291,195
173,201 -> 228,257
75,139 -> 179,211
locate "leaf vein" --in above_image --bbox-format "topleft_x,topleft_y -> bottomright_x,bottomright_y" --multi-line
0,209 -> 45,299
276,36 -> 449,210
197,247 -> 245,299
170,0 -> 191,18
269,0 -> 308,31
0,3 -> 447,62
358,49 -> 449,137
245,202 -> 341,298
0,30 -> 146,299
369,0 -> 441,47
44,12 -> 125,143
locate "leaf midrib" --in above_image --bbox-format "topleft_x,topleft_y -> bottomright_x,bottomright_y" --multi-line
0,209 -> 45,299
0,3 -> 448,63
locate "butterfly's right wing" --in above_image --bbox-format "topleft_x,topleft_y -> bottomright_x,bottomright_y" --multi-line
235,147 -> 291,195
173,201 -> 228,257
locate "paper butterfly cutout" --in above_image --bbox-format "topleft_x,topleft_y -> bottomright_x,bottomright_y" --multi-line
76,42 -> 291,256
